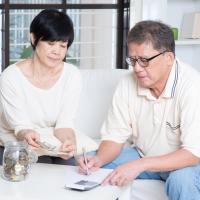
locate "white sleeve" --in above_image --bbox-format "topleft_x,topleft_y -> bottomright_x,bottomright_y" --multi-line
101,78 -> 132,143
0,73 -> 34,135
55,69 -> 82,130
180,83 -> 200,158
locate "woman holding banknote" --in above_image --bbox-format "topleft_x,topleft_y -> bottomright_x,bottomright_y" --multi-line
0,9 -> 81,165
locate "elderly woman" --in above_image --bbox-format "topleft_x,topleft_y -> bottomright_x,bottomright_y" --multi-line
0,9 -> 81,165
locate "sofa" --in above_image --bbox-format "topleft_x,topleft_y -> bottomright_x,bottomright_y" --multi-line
75,69 -> 169,200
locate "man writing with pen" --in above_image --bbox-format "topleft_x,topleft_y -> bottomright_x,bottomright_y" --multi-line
82,147 -> 89,175
78,20 -> 200,200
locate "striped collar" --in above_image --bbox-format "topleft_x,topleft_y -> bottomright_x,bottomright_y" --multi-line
162,59 -> 179,98
137,59 -> 179,100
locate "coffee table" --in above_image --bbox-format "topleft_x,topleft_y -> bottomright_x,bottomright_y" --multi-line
0,163 -> 129,200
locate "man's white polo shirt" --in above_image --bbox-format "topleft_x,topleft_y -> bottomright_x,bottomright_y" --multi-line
101,58 -> 200,157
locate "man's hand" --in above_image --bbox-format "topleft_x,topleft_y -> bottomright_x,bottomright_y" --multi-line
77,140 -> 124,175
17,129 -> 41,149
102,160 -> 144,187
77,155 -> 103,174
101,149 -> 200,187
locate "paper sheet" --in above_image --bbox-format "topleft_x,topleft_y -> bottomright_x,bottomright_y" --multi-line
65,166 -> 113,190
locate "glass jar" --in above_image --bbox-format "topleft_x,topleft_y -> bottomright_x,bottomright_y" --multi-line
2,141 -> 38,181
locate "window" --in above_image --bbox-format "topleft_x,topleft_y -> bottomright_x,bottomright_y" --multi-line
0,0 -> 130,71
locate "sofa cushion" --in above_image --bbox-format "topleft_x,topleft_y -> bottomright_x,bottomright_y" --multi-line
130,180 -> 168,200
76,69 -> 131,140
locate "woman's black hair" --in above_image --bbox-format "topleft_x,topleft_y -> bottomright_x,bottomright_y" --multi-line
30,9 -> 74,49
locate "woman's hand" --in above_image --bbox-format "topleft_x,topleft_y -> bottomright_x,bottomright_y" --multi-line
58,139 -> 76,160
54,128 -> 76,160
17,129 -> 41,149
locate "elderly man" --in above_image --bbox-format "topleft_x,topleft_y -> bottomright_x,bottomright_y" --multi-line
79,20 -> 200,200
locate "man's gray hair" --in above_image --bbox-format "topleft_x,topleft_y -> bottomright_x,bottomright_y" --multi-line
128,20 -> 175,54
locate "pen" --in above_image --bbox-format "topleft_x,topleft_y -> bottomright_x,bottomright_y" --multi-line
82,147 -> 89,175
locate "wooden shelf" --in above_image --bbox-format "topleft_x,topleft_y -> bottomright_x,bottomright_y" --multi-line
175,39 -> 200,45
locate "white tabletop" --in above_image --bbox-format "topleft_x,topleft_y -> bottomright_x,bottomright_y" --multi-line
0,163 -> 128,200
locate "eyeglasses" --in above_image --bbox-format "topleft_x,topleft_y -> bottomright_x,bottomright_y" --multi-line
126,50 -> 167,68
